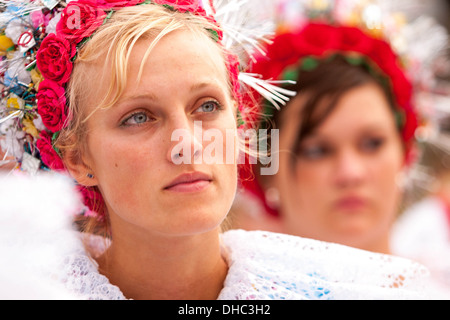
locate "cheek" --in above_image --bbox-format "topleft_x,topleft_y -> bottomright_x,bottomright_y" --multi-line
215,128 -> 239,192
294,160 -> 331,194
86,133 -> 162,200
366,145 -> 404,215
205,111 -> 238,163
371,143 -> 404,188
375,167 -> 403,211
89,137 -> 142,175
275,158 -> 328,213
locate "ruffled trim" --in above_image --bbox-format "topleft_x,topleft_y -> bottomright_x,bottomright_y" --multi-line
57,230 -> 430,300
219,230 -> 430,300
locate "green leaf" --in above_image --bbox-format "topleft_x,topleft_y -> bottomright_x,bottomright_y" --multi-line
301,57 -> 319,71
206,29 -> 219,42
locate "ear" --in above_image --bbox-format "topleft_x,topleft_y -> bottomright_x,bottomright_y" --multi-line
63,149 -> 98,187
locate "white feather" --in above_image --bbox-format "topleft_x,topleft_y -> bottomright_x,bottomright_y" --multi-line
0,173 -> 83,299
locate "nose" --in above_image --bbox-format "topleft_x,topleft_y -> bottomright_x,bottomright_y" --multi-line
167,119 -> 203,165
334,148 -> 366,188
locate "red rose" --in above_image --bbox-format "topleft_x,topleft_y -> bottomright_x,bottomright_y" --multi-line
294,23 -> 339,57
56,1 -> 107,44
337,26 -> 373,55
37,130 -> 66,171
402,106 -> 418,144
37,79 -> 68,133
153,0 -> 201,13
76,185 -> 106,220
252,58 -> 289,82
36,33 -> 76,85
367,38 -> 398,74
385,63 -> 412,106
93,0 -> 145,9
267,32 -> 300,63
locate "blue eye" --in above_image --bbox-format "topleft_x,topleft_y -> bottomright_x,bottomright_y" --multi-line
121,112 -> 152,126
195,100 -> 221,113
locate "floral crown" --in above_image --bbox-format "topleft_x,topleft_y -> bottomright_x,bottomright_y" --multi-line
0,0 -> 291,219
252,23 -> 418,146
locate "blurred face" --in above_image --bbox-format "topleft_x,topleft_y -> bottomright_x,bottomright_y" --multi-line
75,30 -> 238,237
273,83 -> 405,252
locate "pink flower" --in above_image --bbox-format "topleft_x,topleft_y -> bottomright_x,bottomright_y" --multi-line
36,130 -> 66,171
31,10 -> 46,29
36,33 -> 76,85
37,79 -> 68,133
56,1 -> 107,44
93,0 -> 146,9
153,0 -> 202,13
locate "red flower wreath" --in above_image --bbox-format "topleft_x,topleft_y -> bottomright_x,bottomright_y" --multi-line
154,0 -> 202,13
92,0 -> 146,9
252,22 -> 418,145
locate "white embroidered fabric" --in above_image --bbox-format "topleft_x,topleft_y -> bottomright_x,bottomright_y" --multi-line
0,173 -> 432,300
219,230 -> 429,300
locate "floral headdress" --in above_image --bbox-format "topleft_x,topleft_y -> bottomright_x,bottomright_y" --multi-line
0,0 -> 292,219
240,0 -> 449,216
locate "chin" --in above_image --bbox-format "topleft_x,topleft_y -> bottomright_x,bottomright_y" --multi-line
163,218 -> 226,237
158,204 -> 231,237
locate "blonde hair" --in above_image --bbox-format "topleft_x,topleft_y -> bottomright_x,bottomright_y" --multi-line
56,4 -> 231,235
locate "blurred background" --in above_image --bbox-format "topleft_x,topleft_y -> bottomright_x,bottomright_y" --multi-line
228,0 -> 450,294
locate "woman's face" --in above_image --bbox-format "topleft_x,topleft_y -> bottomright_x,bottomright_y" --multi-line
273,83 -> 405,251
75,30 -> 238,237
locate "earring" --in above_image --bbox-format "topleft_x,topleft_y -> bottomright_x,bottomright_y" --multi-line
86,173 -> 94,179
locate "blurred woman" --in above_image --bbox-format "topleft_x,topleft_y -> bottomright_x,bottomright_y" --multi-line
235,19 -> 419,255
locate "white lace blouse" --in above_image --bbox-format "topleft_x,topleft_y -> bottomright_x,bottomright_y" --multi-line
0,173 -> 433,300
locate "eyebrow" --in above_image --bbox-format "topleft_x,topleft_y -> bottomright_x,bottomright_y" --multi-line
119,92 -> 158,103
189,81 -> 222,92
118,81 -> 225,104
307,123 -> 391,141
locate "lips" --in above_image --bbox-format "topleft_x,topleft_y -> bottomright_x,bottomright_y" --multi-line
334,196 -> 368,211
164,172 -> 212,192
